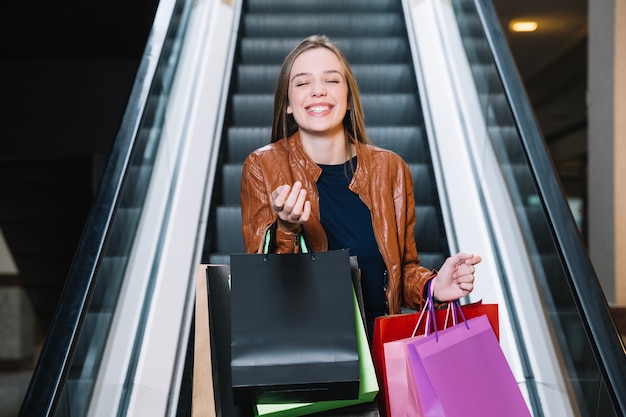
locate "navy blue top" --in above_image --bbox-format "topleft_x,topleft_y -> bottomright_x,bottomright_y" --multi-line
317,156 -> 387,335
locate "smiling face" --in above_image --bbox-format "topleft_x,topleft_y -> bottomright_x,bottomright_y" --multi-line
286,47 -> 349,141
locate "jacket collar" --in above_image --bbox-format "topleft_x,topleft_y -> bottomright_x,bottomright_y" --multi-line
351,138 -> 370,195
287,131 -> 322,181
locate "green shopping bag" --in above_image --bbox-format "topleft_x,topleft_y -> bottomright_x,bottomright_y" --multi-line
254,290 -> 379,417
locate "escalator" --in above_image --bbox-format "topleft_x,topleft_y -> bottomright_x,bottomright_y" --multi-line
20,0 -> 625,416
450,0 -> 626,415
203,0 -> 449,272
197,1 -> 448,415
19,0 -> 194,416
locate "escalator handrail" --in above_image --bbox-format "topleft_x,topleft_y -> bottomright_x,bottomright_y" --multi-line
473,0 -> 626,414
18,1 -> 181,415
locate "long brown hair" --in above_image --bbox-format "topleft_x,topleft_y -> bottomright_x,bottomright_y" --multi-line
270,35 -> 370,145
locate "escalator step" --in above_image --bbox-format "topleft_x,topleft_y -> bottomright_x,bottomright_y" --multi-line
246,0 -> 400,13
237,65 -> 280,93
227,126 -> 430,165
215,206 -> 245,253
239,37 -> 411,65
351,65 -> 415,93
417,253 -> 446,271
231,94 -> 273,126
367,127 -> 427,163
236,64 -> 416,94
220,162 -> 436,207
243,14 -> 405,38
361,94 -> 420,125
222,164 -> 244,206
414,205 -> 445,253
227,127 -> 272,163
409,164 -> 437,206
231,93 -> 420,126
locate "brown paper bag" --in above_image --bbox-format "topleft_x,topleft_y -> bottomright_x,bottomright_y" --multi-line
192,264 -> 216,417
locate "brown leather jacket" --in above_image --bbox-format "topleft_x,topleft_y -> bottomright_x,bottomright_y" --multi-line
240,132 -> 434,313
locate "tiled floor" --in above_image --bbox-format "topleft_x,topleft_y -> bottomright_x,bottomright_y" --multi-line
0,370 -> 32,417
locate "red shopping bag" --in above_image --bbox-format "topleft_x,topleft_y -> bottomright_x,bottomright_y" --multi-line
372,300 -> 498,417
406,314 -> 531,417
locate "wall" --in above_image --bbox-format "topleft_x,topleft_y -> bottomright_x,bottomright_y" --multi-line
588,0 -> 626,306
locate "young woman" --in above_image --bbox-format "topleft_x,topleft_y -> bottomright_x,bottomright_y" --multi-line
240,35 -> 480,334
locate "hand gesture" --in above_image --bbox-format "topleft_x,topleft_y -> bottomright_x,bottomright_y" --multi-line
432,252 -> 482,302
271,181 -> 311,232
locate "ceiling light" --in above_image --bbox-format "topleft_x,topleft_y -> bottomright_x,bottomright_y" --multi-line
510,20 -> 538,32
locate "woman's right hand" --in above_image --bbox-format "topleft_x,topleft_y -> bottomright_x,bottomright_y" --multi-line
271,181 -> 311,231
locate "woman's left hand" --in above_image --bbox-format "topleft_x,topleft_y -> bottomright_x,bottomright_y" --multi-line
432,252 -> 482,302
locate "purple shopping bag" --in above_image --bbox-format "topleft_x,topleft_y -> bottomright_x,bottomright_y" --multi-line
374,302 -> 499,417
406,315 -> 531,417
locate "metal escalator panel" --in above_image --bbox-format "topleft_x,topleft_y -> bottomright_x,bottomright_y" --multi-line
451,0 -> 626,416
205,0 -> 450,274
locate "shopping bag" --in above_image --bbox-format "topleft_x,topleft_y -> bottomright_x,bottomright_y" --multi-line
372,300 -> 498,417
230,248 -> 359,405
383,337 -> 423,417
406,314 -> 531,417
204,264 -> 260,416
254,290 -> 379,417
192,264 -> 217,417
198,256 -> 369,416
195,264 -> 251,417
382,301 -> 434,417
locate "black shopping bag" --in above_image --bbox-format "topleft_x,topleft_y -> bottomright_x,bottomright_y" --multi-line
205,264 -> 250,417
230,248 -> 360,405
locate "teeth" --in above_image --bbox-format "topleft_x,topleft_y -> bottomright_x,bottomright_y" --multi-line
308,105 -> 330,113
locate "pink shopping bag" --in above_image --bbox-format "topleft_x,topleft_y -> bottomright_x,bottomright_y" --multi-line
381,290 -> 437,417
383,337 -> 424,417
406,315 -> 531,417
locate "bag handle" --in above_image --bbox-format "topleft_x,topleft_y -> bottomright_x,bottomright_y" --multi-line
442,299 -> 464,329
410,281 -> 437,337
431,298 -> 470,342
412,283 -> 472,341
262,221 -> 314,259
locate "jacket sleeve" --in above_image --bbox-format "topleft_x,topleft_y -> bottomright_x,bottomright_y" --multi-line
240,153 -> 298,254
398,161 -> 436,310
